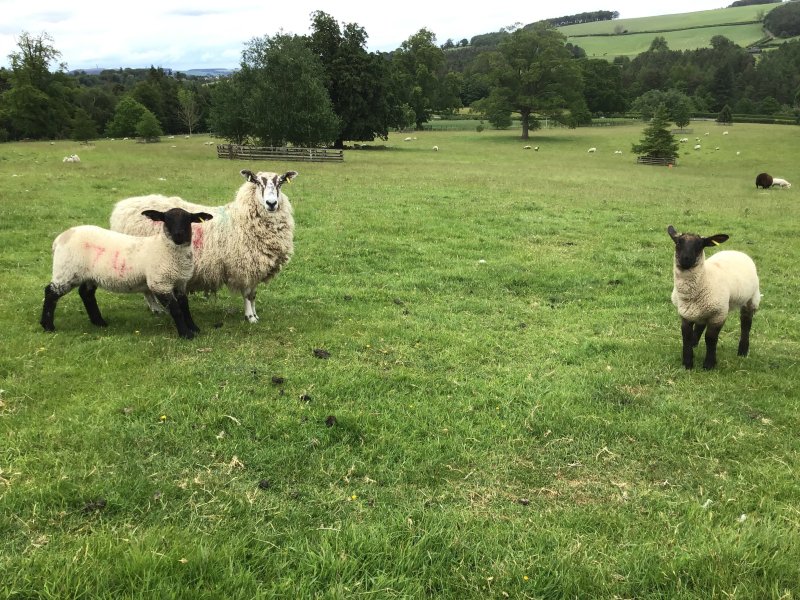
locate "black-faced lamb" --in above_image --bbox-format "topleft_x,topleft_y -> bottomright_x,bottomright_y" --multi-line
755,172 -> 773,189
109,169 -> 298,323
41,208 -> 213,339
667,225 -> 761,370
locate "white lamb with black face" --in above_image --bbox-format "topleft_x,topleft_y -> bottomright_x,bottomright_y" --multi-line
110,169 -> 298,323
667,225 -> 761,370
41,208 -> 212,339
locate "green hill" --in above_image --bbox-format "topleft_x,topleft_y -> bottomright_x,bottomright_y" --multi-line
558,3 -> 782,58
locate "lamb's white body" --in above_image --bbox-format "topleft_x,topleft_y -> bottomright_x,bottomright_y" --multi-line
49,226 -> 193,296
110,170 -> 297,323
668,225 -> 760,369
671,250 -> 761,326
771,177 -> 792,188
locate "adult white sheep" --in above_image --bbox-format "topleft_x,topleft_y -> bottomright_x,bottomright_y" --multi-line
694,144 -> 701,150
41,208 -> 213,339
667,225 -> 760,370
110,169 -> 297,323
587,147 -> 597,153
771,177 -> 791,188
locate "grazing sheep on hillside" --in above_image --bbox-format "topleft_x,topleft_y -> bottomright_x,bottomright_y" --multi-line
694,144 -> 701,150
62,154 -> 80,163
534,146 -> 539,151
523,145 -> 531,150
755,173 -> 773,189
432,145 -> 439,151
771,177 -> 791,188
667,225 -> 760,370
723,131 -> 729,135
679,138 -> 689,143
41,208 -> 212,339
110,170 -> 298,323
587,147 -> 597,153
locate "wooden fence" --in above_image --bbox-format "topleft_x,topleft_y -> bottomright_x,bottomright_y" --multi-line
217,144 -> 344,162
636,156 -> 677,166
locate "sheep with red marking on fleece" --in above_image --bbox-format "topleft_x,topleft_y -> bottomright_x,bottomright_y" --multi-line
110,169 -> 298,323
667,225 -> 761,370
41,208 -> 212,339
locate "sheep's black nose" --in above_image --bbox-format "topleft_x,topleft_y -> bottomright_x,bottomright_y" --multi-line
266,201 -> 277,211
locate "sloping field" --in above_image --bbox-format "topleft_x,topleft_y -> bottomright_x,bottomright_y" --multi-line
559,3 -> 780,58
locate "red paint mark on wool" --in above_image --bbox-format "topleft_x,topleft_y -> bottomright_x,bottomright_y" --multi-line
192,223 -> 204,251
82,242 -> 106,266
112,250 -> 131,277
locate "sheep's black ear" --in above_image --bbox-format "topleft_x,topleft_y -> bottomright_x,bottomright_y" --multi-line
704,234 -> 729,247
667,225 -> 679,241
192,212 -> 214,223
240,169 -> 257,183
142,210 -> 165,222
279,171 -> 298,185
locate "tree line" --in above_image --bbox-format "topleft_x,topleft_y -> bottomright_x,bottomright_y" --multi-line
1,9 -> 800,146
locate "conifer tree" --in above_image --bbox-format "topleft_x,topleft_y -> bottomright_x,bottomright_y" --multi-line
631,103 -> 679,160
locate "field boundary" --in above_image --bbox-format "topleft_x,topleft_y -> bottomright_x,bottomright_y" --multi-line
217,144 -> 344,162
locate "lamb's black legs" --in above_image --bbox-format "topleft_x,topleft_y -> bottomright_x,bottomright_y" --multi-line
681,318 -> 695,369
176,293 -> 200,334
691,323 -> 706,347
738,305 -> 755,356
79,283 -> 108,327
40,284 -> 65,331
155,292 -> 195,339
702,323 -> 723,370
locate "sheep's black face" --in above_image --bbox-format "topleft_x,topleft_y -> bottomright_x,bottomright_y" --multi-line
667,225 -> 729,271
142,208 -> 214,246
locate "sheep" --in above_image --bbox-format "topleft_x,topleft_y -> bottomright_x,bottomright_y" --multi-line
723,131 -> 729,135
755,172 -> 773,189
432,145 -> 439,151
694,144 -> 701,150
110,169 -> 298,323
523,145 -> 531,150
587,147 -> 597,153
41,208 -> 213,339
667,225 -> 760,370
62,154 -> 81,163
679,138 -> 689,143
614,150 -> 623,155
771,177 -> 791,188
533,146 -> 539,151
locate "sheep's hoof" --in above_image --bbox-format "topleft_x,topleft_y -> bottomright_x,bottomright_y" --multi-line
180,330 -> 195,340
245,314 -> 259,324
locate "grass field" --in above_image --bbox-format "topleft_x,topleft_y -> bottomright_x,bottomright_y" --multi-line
1,123 -> 799,598
559,3 -> 781,58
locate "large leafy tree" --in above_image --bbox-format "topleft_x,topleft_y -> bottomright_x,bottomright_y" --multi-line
307,11 -> 395,148
238,33 -> 340,147
581,58 -> 627,114
105,96 -> 148,137
391,28 -> 452,129
208,75 -> 250,144
476,24 -> 583,139
1,32 -> 75,139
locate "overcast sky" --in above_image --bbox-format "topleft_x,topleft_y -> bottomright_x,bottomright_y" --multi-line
1,0 -> 732,72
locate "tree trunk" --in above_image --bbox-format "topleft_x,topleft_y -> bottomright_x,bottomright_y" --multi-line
520,108 -> 530,140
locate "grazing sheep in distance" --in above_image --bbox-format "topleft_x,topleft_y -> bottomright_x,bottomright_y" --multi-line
523,145 -> 531,150
771,177 -> 791,188
62,154 -> 80,163
755,173 -> 773,189
614,150 -> 622,155
110,170 -> 298,323
723,131 -> 729,135
667,225 -> 760,370
41,208 -> 213,339
694,144 -> 701,150
432,145 -> 439,151
534,146 -> 539,151
679,138 -> 689,143
587,147 -> 597,153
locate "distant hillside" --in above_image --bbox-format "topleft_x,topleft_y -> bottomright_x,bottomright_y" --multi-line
557,2 -> 782,58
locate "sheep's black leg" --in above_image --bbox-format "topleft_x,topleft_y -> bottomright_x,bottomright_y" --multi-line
176,293 -> 200,333
738,306 -> 755,356
41,284 -> 67,332
155,293 -> 193,339
681,318 -> 695,369
703,323 -> 724,370
79,283 -> 108,327
691,323 -> 706,348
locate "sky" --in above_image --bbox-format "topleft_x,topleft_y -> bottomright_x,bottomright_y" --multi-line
0,0 -> 733,72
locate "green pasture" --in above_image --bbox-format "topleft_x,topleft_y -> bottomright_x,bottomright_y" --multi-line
560,3 -> 780,58
1,124 -> 799,598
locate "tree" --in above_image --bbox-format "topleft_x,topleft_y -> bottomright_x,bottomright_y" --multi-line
391,28 -> 450,129
308,11 -> 396,148
106,96 -> 148,137
475,24 -> 583,139
631,103 -> 679,160
1,32 -> 75,139
209,75 -> 250,144
631,89 -> 694,122
239,33 -> 339,147
71,107 -> 98,141
581,59 -> 627,114
135,109 -> 163,141
717,104 -> 733,124
177,88 -> 200,135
